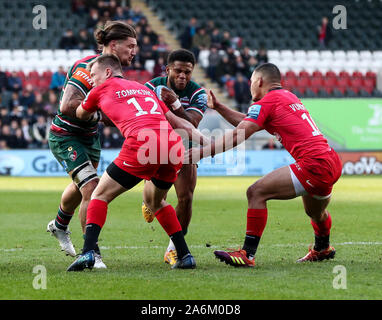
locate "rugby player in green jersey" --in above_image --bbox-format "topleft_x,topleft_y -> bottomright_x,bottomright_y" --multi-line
143,49 -> 208,266
47,21 -> 137,268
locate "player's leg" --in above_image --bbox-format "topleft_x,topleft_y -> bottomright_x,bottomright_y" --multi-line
297,194 -> 335,262
215,165 -> 297,267
164,164 -> 197,264
143,179 -> 196,269
47,135 -> 93,257
46,181 -> 81,257
67,162 -> 142,271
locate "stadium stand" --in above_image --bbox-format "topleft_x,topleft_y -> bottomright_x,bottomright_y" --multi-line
1,0 -> 382,150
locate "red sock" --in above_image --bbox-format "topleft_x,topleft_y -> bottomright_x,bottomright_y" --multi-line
86,199 -> 108,228
311,213 -> 332,237
155,205 -> 182,236
246,208 -> 268,237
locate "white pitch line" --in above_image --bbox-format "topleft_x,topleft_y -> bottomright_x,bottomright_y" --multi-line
0,242 -> 381,253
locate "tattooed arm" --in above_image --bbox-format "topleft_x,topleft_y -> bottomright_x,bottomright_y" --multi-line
60,85 -> 86,118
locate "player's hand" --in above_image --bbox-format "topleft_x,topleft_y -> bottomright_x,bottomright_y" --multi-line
207,90 -> 219,110
161,87 -> 179,106
185,146 -> 211,163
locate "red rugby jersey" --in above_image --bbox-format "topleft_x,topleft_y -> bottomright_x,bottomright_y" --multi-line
81,76 -> 172,138
244,88 -> 331,160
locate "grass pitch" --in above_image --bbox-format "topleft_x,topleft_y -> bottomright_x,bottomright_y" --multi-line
0,176 -> 381,300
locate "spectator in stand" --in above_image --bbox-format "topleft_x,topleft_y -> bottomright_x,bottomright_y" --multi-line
8,91 -> 20,111
42,89 -> 59,117
0,68 -> 8,92
10,105 -> 23,123
144,25 -> 159,46
234,55 -> 247,76
241,46 -> 254,66
50,66 -> 67,93
13,128 -> 28,149
205,20 -> 216,36
25,106 -> 38,125
207,45 -> 221,82
7,72 -> 23,93
220,31 -> 232,50
0,107 -> 11,125
210,28 -> 222,49
255,48 -> 269,65
136,16 -> 149,31
20,84 -> 36,109
318,16 -> 331,48
216,55 -> 236,87
0,124 -> 17,149
78,29 -> 97,50
59,29 -> 79,50
108,0 -> 118,18
72,0 -> 87,16
153,35 -> 170,58
225,47 -> 237,70
32,115 -> 50,148
0,139 -> 8,150
139,35 -> 155,66
10,119 -> 19,134
191,27 -> 211,61
113,6 -> 129,21
233,73 -> 251,113
100,126 -> 122,149
181,17 -> 198,49
153,56 -> 166,78
131,7 -> 145,25
86,8 -> 100,33
245,56 -> 259,80
21,118 -> 33,145
32,92 -> 46,115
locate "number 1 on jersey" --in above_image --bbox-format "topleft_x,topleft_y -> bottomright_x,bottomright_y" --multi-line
302,113 -> 321,136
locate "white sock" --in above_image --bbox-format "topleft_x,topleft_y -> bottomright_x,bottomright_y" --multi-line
167,239 -> 176,252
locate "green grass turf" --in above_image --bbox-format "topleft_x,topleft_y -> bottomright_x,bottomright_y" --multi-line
0,176 -> 381,300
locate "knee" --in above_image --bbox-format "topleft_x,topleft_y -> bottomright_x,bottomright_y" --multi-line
81,179 -> 99,201
246,183 -> 260,200
177,192 -> 193,209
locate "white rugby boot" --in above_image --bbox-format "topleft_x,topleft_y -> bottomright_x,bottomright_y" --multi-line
47,220 -> 76,257
94,253 -> 107,269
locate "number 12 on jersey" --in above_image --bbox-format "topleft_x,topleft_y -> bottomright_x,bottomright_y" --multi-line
302,113 -> 321,136
127,97 -> 161,117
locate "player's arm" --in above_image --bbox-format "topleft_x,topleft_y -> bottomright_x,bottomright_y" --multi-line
164,110 -> 210,146
188,120 -> 260,162
75,89 -> 99,121
60,85 -> 86,118
160,87 -> 203,128
208,90 -> 246,126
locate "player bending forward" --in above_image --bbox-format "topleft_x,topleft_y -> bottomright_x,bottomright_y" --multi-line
188,63 -> 342,267
67,54 -> 208,271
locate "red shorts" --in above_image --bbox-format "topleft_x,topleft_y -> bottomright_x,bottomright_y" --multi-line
290,148 -> 342,198
114,129 -> 184,183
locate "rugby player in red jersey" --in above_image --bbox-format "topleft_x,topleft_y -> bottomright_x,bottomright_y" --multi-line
47,22 -> 137,268
188,63 -> 342,267
67,54 -> 208,271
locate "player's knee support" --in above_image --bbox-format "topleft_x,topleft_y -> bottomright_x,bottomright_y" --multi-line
71,161 -> 98,190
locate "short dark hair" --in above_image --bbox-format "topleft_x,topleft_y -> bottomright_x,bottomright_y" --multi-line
167,49 -> 196,66
94,21 -> 137,46
254,63 -> 281,83
88,54 -> 122,73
